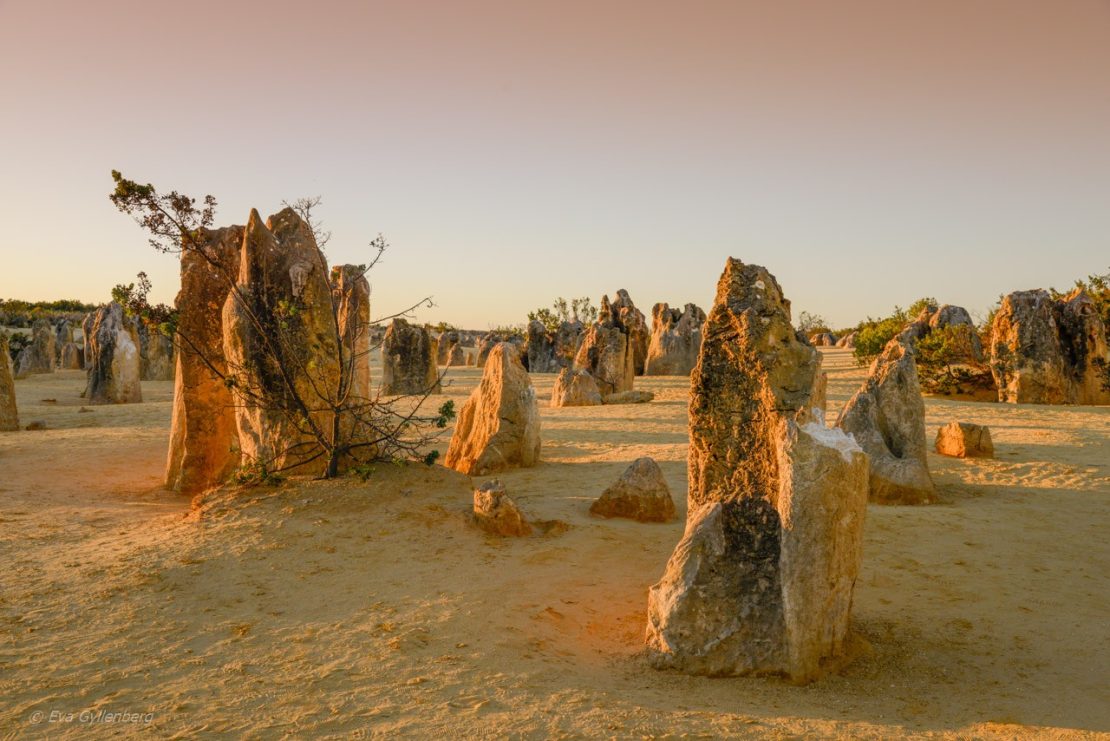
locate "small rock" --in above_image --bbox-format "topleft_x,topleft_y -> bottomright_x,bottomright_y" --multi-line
472,480 -> 531,537
935,422 -> 994,458
590,457 -> 676,522
602,390 -> 654,405
24,420 -> 47,430
550,368 -> 602,407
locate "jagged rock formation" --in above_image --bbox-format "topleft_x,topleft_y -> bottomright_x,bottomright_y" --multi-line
610,290 -> 649,375
382,318 -> 440,395
644,303 -> 706,376
935,422 -> 994,458
81,312 -> 95,368
526,320 -> 583,373
837,338 -> 935,504
136,319 -> 175,381
590,457 -> 676,522
476,330 -> 524,368
165,225 -> 244,494
445,342 -> 466,367
899,303 -> 984,362
59,342 -> 83,369
222,208 -> 340,473
550,367 -> 603,407
573,294 -> 639,396
0,334 -> 18,431
646,258 -> 868,683
437,330 -> 462,365
836,332 -> 856,349
15,319 -> 55,377
331,264 -> 372,402
445,342 -> 540,475
990,288 -> 1110,405
471,480 -> 531,536
809,332 -> 838,347
54,321 -> 74,362
84,303 -> 142,404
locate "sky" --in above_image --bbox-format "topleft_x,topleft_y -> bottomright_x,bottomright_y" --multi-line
1,0 -> 1108,330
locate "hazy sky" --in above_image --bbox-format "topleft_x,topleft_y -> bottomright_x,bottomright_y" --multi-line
1,0 -> 1108,330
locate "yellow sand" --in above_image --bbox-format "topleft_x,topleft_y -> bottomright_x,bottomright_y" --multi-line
1,349 -> 1107,738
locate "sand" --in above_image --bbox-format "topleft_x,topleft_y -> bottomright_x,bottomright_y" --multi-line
1,349 -> 1108,739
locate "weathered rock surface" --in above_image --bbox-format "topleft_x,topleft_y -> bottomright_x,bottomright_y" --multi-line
0,334 -> 18,431
809,332 -> 838,347
645,302 -> 706,376
837,338 -> 935,504
835,332 -> 856,349
445,342 -> 540,475
602,390 -> 655,405
54,321 -> 74,362
646,258 -> 868,683
550,367 -> 603,407
81,313 -> 95,368
476,331 -> 526,369
445,342 -> 466,367
222,209 -> 340,473
437,331 -> 461,365
990,288 -> 1110,405
382,318 -> 440,395
15,319 -> 55,377
137,319 -> 175,381
935,422 -> 994,458
590,457 -> 675,522
85,303 -> 142,404
526,320 -> 583,373
331,264 -> 372,402
59,342 -> 83,369
610,290 -> 650,375
471,480 -> 532,536
165,225 -> 244,494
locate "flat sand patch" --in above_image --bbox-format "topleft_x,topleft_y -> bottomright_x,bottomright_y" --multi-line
1,350 -> 1107,738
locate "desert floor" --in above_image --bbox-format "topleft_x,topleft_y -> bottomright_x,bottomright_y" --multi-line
1,349 -> 1107,739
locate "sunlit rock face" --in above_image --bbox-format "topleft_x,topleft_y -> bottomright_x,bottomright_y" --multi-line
165,225 -> 243,495
989,288 -> 1110,406
644,302 -> 705,376
445,343 -> 540,476
646,258 -> 867,684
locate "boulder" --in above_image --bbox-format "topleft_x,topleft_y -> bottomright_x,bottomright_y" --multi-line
644,302 -> 706,376
646,258 -> 868,683
331,264 -> 372,402
445,342 -> 466,367
165,225 -> 244,494
445,342 -> 540,475
602,390 -> 655,405
59,342 -> 83,370
472,480 -> 531,536
835,332 -> 856,349
15,319 -> 55,377
935,422 -> 994,459
222,208 -> 340,473
381,318 -> 440,395
589,457 -> 675,522
610,290 -> 649,375
84,303 -> 142,404
990,288 -> 1110,405
550,367 -> 603,407
0,334 -> 18,431
837,338 -> 935,504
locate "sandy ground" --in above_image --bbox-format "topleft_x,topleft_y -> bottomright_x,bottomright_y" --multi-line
1,349 -> 1107,739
